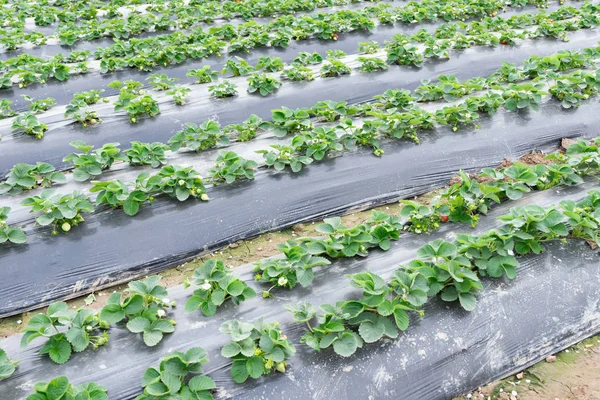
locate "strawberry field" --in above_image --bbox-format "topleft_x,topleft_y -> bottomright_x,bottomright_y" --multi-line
1,0 -> 600,398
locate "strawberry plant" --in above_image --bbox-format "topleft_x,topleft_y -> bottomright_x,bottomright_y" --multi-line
320,58 -> 351,77
169,121 -> 229,152
373,109 -> 434,143
184,259 -> 256,316
187,66 -> 218,84
281,65 -> 315,81
0,207 -> 26,245
22,95 -> 56,114
220,319 -> 295,383
257,144 -> 312,172
224,114 -> 267,142
136,347 -> 214,400
269,106 -> 312,137
167,86 -> 192,105
65,99 -> 102,127
358,40 -> 380,54
287,272 -> 415,357
90,174 -> 155,216
292,51 -> 323,66
501,83 -> 547,112
27,376 -> 108,400
400,200 -> 441,233
21,190 -> 94,234
247,73 -> 282,96
310,100 -> 357,122
223,57 -> 255,77
208,80 -> 238,98
373,89 -> 415,111
11,113 -> 48,139
256,56 -> 285,72
435,103 -> 479,131
358,56 -> 388,72
149,165 -> 209,202
126,141 -> 170,168
293,127 -> 344,160
100,276 -> 176,347
326,49 -> 346,59
465,92 -> 505,115
0,349 -> 18,379
20,302 -> 109,364
338,119 -> 383,156
114,92 -> 161,123
253,241 -> 330,295
209,151 -> 258,184
63,141 -> 127,182
0,163 -> 66,195
0,99 -> 16,119
146,73 -> 178,90
385,35 -> 423,67
423,37 -> 451,59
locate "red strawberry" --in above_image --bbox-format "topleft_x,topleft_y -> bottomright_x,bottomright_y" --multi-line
440,215 -> 449,223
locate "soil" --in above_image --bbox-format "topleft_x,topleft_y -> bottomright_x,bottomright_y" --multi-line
519,152 -> 552,166
456,335 -> 600,400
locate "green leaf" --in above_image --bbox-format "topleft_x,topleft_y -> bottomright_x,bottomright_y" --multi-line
358,320 -> 385,343
65,327 -> 89,352
143,329 -> 164,347
458,292 -> 477,311
123,199 -> 140,216
126,316 -> 150,333
221,342 -> 241,358
188,376 -> 216,392
231,360 -> 249,383
47,376 -> 70,400
41,338 -> 72,364
332,333 -> 358,357
6,227 -> 26,244
246,356 -> 264,379
226,281 -> 245,297
393,308 -> 409,331
100,304 -> 125,324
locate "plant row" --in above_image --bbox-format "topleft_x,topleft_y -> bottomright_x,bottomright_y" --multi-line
1,0 -> 390,50
1,64 -> 599,244
0,0 -> 591,88
3,182 -> 599,394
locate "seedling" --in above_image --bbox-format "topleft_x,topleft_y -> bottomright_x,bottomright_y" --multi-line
126,141 -> 170,168
148,165 -> 209,202
21,190 -> 94,234
187,66 -> 218,84
247,73 -> 282,96
220,319 -> 296,383
100,276 -> 176,347
11,113 -> 48,139
63,141 -> 127,182
184,259 -> 256,316
0,162 -> 66,195
137,347 -> 214,399
27,376 -> 108,400
167,86 -> 192,105
146,73 -> 178,90
208,80 -> 238,98
169,121 -> 229,152
209,151 -> 258,184
20,302 -> 109,364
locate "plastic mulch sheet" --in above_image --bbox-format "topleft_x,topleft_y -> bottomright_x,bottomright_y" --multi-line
0,98 -> 599,317
0,181 -> 598,399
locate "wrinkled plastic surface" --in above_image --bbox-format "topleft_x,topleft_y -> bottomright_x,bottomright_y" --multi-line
0,182 -> 598,399
0,97 -> 598,317
2,28 -> 600,174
